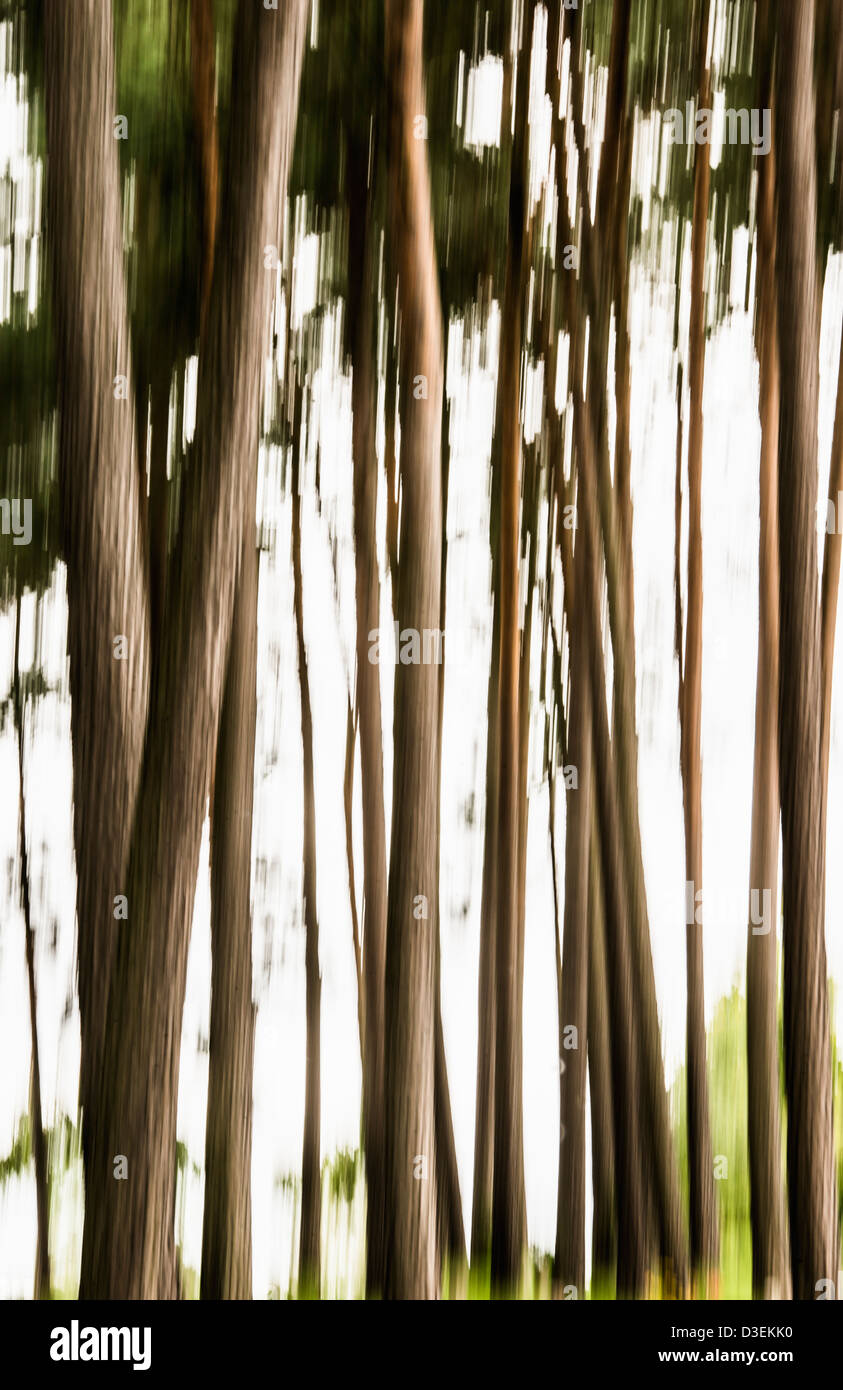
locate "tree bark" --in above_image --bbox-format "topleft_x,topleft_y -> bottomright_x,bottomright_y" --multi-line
347,127 -> 389,1297
678,0 -> 719,1288
775,0 -> 839,1299
746,10 -> 789,1300
383,0 -> 443,1300
74,0 -> 307,1297
43,0 -> 151,1185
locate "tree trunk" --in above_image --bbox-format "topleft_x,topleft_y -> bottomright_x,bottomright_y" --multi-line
470,571 -> 500,1271
75,0 -> 307,1297
383,0 -> 443,1300
679,0 -> 719,1289
14,599 -> 51,1301
347,128 -> 389,1297
775,0 -> 839,1299
554,538 -> 593,1297
200,527 -> 258,1301
490,0 -> 532,1295
43,0 -> 151,1185
292,388 -> 322,1298
746,8 -> 789,1300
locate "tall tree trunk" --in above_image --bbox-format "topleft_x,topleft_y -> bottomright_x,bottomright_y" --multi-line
434,420 -> 468,1282
292,388 -> 322,1298
383,0 -> 443,1300
75,0 -> 307,1297
470,567 -> 500,1271
490,0 -> 532,1295
746,8 -> 789,1300
554,534 -> 593,1297
195,0 -> 256,1303
678,0 -> 719,1290
43,0 -> 151,1189
14,598 -> 51,1301
347,128 -> 389,1297
586,806 -> 616,1295
775,0 -> 839,1299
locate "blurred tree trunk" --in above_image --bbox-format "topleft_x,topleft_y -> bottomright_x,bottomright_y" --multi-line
383,0 -> 443,1300
186,0 -> 258,1302
678,0 -> 719,1292
586,807 -> 616,1295
43,0 -> 151,1190
346,126 -> 389,1299
490,0 -> 532,1296
434,423 -> 468,1284
292,386 -> 322,1298
14,598 -> 51,1301
470,552 -> 500,1271
69,0 -> 307,1297
555,525 -> 593,1297
746,4 -> 789,1301
775,0 -> 839,1299
202,528 -> 258,1301
566,1 -> 688,1294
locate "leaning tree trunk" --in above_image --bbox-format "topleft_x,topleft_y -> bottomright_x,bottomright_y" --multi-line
775,0 -> 839,1300
76,0 -> 307,1297
382,0 -> 443,1300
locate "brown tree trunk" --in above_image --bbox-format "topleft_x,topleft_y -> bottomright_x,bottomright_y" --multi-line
678,0 -> 719,1289
470,571 -> 500,1271
586,806 -> 616,1295
383,0 -> 443,1300
74,0 -> 307,1298
775,0 -> 839,1299
201,532 -> 258,1302
490,0 -> 532,1295
193,0 -> 256,1303
14,599 -> 51,1301
746,10 -> 789,1300
347,128 -> 389,1297
43,0 -> 151,1187
554,537 -> 593,1297
434,423 -> 468,1283
292,390 -> 322,1298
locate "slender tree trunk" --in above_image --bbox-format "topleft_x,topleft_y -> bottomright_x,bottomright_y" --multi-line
586,806 -> 616,1295
292,389 -> 322,1298
14,599 -> 51,1301
383,0 -> 443,1299
490,0 -> 532,1295
746,15 -> 789,1299
76,0 -> 307,1297
554,537 -> 593,1297
434,420 -> 467,1283
347,129 -> 389,1297
201,526 -> 258,1301
470,571 -> 500,1271
775,0 -> 839,1299
194,0 -> 256,1302
679,0 -> 719,1289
